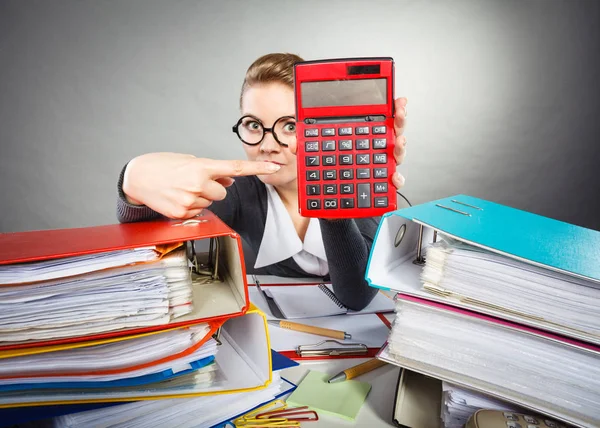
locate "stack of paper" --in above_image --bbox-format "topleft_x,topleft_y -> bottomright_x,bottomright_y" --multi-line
422,238 -> 600,343
441,382 -> 520,428
0,248 -> 193,344
45,373 -> 294,428
367,195 -> 600,427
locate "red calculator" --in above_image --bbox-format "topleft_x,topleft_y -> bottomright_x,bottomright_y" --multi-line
294,57 -> 397,218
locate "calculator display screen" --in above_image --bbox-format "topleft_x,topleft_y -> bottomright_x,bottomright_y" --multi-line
300,78 -> 387,108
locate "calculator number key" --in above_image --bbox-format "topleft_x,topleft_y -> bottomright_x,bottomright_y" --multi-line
324,199 -> 338,209
339,154 -> 353,165
340,184 -> 354,194
306,185 -> 320,195
322,155 -> 336,166
306,170 -> 320,181
307,199 -> 321,210
305,156 -> 319,166
340,169 -> 354,180
323,170 -> 337,180
324,184 -> 337,195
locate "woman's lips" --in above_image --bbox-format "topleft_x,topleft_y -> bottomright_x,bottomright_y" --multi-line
264,160 -> 284,166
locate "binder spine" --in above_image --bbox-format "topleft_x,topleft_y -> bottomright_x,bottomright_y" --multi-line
318,284 -> 346,309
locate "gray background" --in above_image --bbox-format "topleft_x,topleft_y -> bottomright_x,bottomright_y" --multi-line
1,0 -> 599,233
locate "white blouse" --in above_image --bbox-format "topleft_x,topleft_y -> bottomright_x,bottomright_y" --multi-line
253,184 -> 329,276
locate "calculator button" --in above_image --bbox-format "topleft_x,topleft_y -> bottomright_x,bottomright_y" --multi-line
340,169 -> 354,180
340,183 -> 354,194
338,127 -> 352,136
306,185 -> 320,195
341,198 -> 355,208
504,414 -> 518,421
339,154 -> 353,165
524,416 -> 539,424
305,156 -> 319,166
322,155 -> 336,166
305,129 -> 319,137
357,168 -> 370,179
324,184 -> 337,195
305,141 -> 319,152
373,138 -> 387,149
374,197 -> 388,208
372,125 -> 386,134
307,199 -> 321,210
506,423 -> 521,428
321,128 -> 335,136
356,139 -> 370,150
323,170 -> 337,180
374,182 -> 388,193
322,140 -> 336,151
374,168 -> 388,178
306,170 -> 320,181
355,126 -> 369,135
356,154 -> 370,165
373,153 -> 387,164
339,140 -> 353,150
543,421 -> 558,428
357,184 -> 371,208
324,199 -> 338,209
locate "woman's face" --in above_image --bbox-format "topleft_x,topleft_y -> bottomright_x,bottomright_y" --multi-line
240,82 -> 298,188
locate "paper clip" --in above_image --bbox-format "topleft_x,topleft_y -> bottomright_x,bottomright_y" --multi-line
256,405 -> 318,422
296,340 -> 368,357
233,399 -> 317,427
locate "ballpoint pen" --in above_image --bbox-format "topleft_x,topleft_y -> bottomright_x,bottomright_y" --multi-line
267,320 -> 351,340
326,358 -> 387,383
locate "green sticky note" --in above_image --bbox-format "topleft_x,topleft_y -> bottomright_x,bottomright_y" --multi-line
286,370 -> 372,421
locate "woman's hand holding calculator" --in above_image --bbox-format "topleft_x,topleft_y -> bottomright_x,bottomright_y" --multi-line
122,152 -> 281,219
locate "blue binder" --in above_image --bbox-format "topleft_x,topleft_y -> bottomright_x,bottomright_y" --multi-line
391,194 -> 600,282
365,194 -> 600,344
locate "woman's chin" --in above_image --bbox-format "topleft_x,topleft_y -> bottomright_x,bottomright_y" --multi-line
257,172 -> 295,187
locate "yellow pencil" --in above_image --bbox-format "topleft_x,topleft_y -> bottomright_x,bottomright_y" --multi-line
267,320 -> 351,340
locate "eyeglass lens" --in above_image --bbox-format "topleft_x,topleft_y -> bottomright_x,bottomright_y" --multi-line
237,116 -> 296,146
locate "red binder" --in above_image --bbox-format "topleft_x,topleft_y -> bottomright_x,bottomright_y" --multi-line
0,211 -> 249,351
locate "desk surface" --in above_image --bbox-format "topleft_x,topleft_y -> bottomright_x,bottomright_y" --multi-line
281,358 -> 400,427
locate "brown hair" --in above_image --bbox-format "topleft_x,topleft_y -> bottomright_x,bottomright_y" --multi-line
240,53 -> 304,108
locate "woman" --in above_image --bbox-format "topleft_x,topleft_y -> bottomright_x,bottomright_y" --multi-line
117,53 -> 407,310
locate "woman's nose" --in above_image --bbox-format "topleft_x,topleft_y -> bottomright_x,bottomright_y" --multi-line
260,132 -> 281,153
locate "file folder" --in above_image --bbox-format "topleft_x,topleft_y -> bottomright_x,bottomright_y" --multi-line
365,194 -> 600,344
0,305 -> 272,407
378,295 -> 600,428
0,211 -> 250,351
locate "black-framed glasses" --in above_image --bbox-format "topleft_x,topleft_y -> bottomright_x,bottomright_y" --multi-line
232,115 -> 296,147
